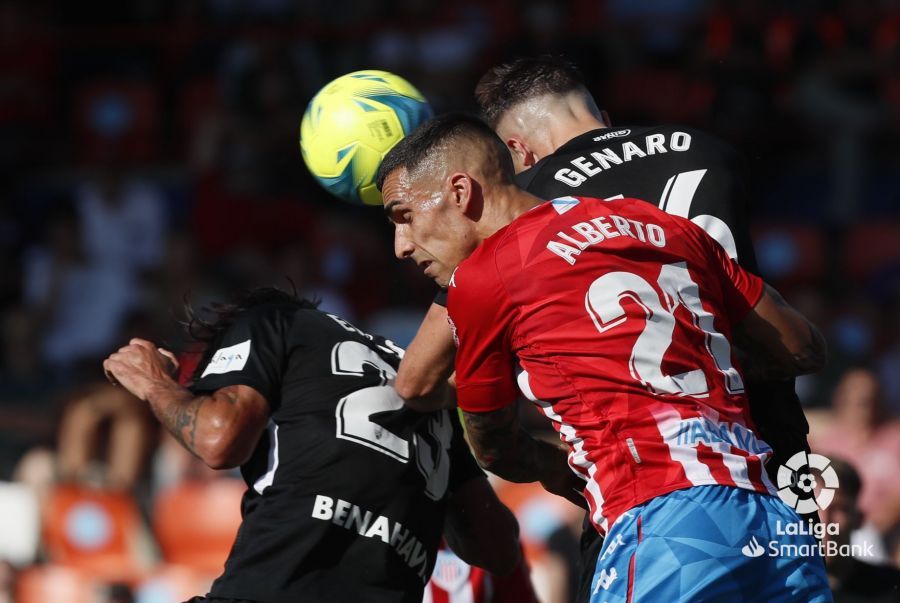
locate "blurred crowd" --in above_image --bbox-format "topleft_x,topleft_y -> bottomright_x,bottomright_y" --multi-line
0,0 -> 898,602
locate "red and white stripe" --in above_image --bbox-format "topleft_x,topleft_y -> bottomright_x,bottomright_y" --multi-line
424,549 -> 490,603
650,406 -> 776,495
518,370 -> 609,533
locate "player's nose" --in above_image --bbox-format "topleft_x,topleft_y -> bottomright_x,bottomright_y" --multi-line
394,227 -> 415,260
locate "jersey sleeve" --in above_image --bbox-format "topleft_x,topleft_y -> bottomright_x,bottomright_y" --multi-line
695,224 -> 765,324
190,304 -> 292,405
446,410 -> 485,493
447,260 -> 519,413
682,130 -> 761,275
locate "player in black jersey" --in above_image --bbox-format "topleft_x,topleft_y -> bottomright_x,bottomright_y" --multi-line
393,56 -> 814,602
102,288 -> 521,603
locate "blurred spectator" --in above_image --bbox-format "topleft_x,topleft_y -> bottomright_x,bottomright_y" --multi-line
790,1 -> 890,222
22,202 -> 137,371
810,368 -> 896,464
57,382 -> 157,491
75,152 -> 167,275
810,367 -> 900,560
821,459 -> 900,602
0,561 -> 13,603
0,307 -> 58,479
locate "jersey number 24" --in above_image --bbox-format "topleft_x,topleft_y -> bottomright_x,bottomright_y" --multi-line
331,340 -> 452,500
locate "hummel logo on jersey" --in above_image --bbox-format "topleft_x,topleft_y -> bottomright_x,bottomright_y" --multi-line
593,129 -> 630,141
201,339 -> 251,377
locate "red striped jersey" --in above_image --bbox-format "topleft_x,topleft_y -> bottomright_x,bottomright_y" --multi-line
424,545 -> 538,603
424,549 -> 491,603
448,196 -> 777,534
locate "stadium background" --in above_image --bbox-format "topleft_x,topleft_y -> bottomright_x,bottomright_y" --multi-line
0,0 -> 898,601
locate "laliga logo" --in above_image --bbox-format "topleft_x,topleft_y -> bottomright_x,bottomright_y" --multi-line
776,451 -> 839,514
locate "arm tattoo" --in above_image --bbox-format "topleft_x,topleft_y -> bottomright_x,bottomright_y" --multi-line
150,386 -> 241,459
159,396 -> 205,457
464,405 -> 586,507
462,405 -> 559,483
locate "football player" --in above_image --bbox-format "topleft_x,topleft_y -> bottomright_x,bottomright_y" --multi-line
103,288 -> 525,603
378,113 -> 831,602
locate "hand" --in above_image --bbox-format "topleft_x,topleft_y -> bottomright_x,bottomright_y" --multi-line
103,338 -> 180,401
540,471 -> 588,510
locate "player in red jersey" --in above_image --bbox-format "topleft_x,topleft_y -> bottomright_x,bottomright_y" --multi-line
425,541 -> 538,603
377,114 -> 832,602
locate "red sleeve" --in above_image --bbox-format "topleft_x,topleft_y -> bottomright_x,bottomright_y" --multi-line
703,227 -> 765,324
447,257 -> 518,413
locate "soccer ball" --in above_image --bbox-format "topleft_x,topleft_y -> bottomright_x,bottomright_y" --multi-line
300,70 -> 433,206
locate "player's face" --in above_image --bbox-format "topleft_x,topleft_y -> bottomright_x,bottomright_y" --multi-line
383,168 -> 479,287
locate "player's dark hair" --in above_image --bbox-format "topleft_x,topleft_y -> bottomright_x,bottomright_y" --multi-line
376,112 -> 514,190
184,285 -> 319,344
475,55 -> 587,127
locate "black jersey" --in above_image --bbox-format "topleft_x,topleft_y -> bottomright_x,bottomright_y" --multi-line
517,125 -> 760,274
189,303 -> 482,603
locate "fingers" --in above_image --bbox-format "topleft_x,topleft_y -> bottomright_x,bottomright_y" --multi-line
157,348 -> 178,364
103,358 -> 121,386
157,348 -> 180,374
129,338 -> 155,350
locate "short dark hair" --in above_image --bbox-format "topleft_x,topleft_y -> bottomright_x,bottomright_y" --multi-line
475,55 -> 587,127
376,112 -> 514,190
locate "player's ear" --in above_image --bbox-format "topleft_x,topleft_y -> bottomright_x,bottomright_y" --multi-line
507,137 -> 536,171
449,172 -> 482,219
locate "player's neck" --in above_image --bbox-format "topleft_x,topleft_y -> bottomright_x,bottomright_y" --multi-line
546,117 -> 607,155
476,185 -> 541,241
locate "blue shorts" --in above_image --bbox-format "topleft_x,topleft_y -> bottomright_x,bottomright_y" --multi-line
589,485 -> 832,603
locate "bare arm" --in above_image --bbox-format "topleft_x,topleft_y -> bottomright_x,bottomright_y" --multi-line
395,302 -> 457,412
736,285 -> 827,381
462,405 -> 586,509
103,339 -> 269,470
444,475 -> 521,575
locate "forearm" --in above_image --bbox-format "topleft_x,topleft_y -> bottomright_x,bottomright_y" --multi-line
482,430 -> 560,483
737,285 -> 828,381
143,379 -> 207,459
103,339 -> 269,469
144,381 -> 248,468
462,407 -> 560,483
395,302 -> 456,411
463,406 -> 585,507
736,322 -> 827,381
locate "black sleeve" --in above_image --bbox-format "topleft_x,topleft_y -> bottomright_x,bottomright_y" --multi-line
681,130 -> 760,275
446,409 -> 484,494
433,288 -> 448,308
190,304 -> 293,406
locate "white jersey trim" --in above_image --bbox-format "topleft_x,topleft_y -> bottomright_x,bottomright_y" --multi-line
517,370 -> 608,533
253,420 -> 280,494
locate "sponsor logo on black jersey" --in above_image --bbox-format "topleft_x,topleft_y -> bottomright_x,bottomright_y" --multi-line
593,129 -> 631,142
201,339 -> 251,377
